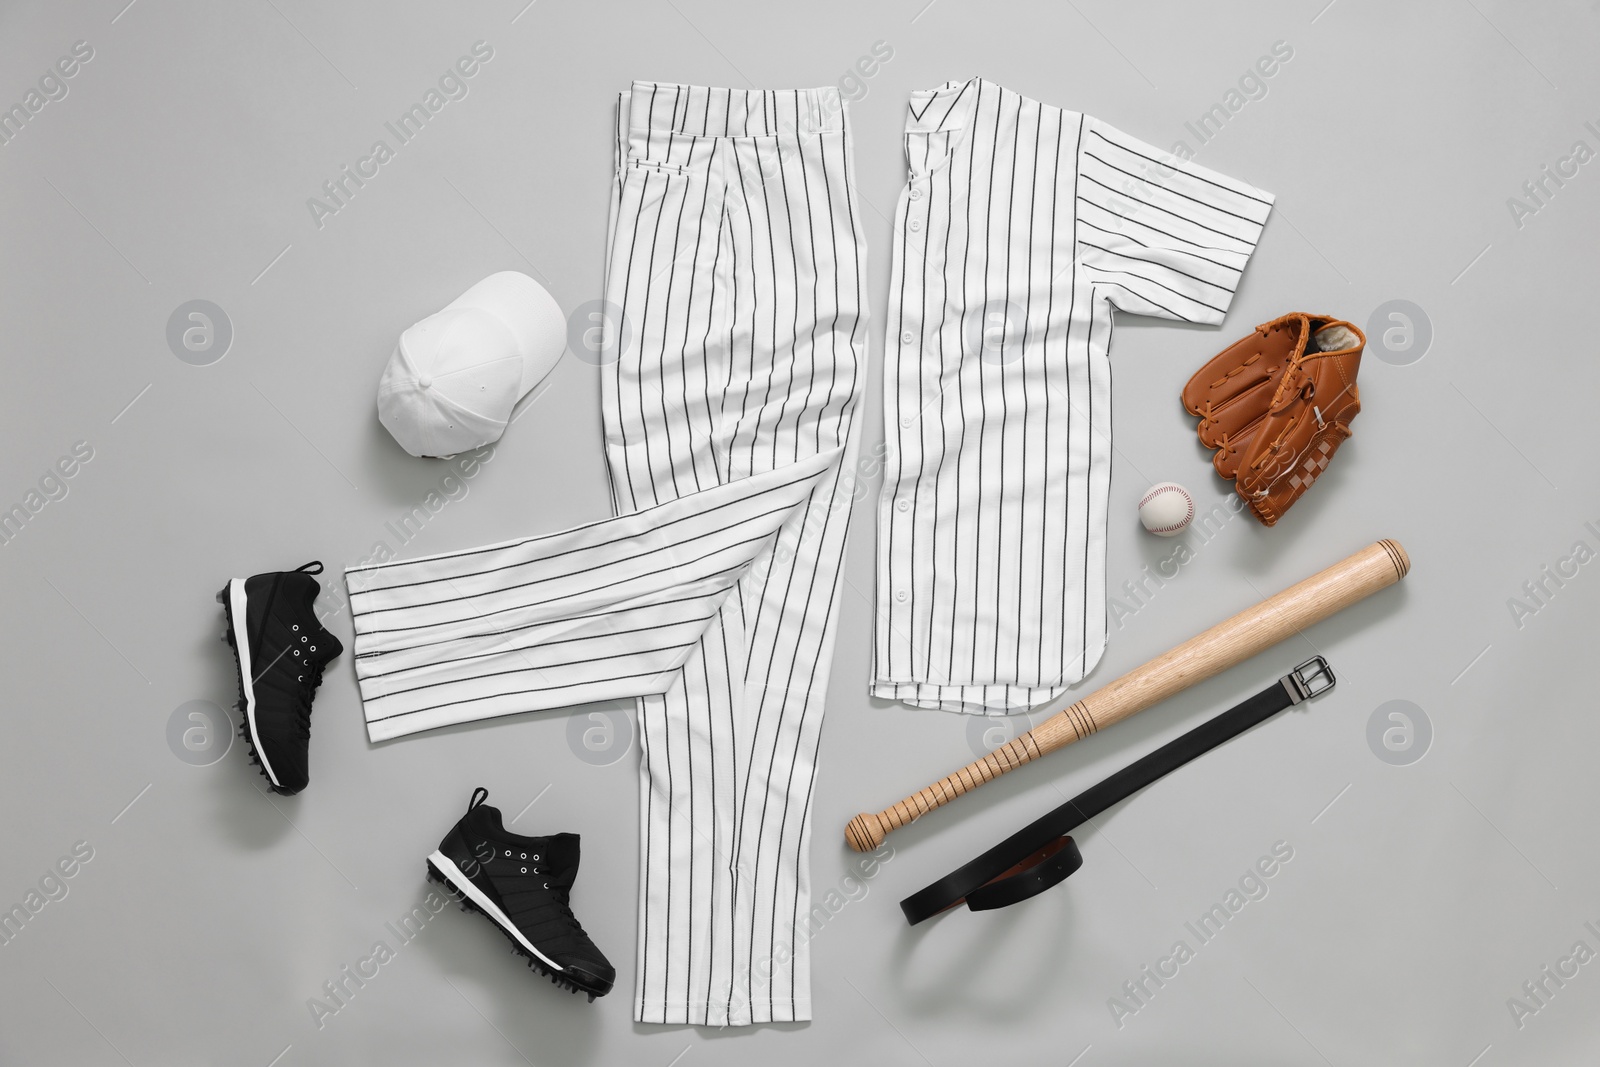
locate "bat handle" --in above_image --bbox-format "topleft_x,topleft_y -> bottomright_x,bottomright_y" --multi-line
845,730 -> 1050,852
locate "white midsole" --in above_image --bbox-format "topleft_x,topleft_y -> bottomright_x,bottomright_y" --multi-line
229,579 -> 279,787
427,850 -> 563,972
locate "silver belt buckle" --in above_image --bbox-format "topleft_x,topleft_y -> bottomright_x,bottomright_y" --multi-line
1283,655 -> 1336,705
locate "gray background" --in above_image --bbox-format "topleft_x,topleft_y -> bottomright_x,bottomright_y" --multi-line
1,0 -> 1596,1063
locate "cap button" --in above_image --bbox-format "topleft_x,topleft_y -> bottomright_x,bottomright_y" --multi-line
418,375 -> 433,389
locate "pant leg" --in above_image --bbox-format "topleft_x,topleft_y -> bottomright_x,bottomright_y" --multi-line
343,453 -> 834,741
610,83 -> 865,1026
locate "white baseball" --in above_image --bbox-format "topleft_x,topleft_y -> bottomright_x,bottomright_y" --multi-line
1138,482 -> 1194,536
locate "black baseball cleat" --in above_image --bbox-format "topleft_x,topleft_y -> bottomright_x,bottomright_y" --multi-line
217,561 -> 343,795
426,788 -> 615,1001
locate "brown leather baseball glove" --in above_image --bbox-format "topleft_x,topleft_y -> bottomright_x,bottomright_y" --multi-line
1181,312 -> 1364,526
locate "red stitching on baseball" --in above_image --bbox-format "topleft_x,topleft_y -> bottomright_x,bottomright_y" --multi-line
1141,485 -> 1195,533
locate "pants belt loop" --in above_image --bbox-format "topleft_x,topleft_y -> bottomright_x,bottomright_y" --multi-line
814,87 -> 843,134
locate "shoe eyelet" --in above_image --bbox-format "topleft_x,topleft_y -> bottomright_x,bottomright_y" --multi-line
297,675 -> 303,682
520,866 -> 527,873
543,882 -> 549,889
520,853 -> 526,859
292,624 -> 299,631
505,850 -> 512,857
310,646 -> 316,652
301,636 -> 308,643
532,854 -> 540,861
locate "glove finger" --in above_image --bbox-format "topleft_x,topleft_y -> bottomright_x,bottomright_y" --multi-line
1211,407 -> 1267,480
1197,375 -> 1277,451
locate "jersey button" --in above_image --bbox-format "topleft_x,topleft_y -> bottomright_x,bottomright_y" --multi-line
895,589 -> 909,602
909,187 -> 924,200
896,498 -> 910,512
901,330 -> 914,344
908,219 -> 922,232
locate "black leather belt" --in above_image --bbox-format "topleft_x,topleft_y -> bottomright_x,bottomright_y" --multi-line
900,657 -> 1335,925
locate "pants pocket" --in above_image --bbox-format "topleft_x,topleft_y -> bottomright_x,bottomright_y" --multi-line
624,157 -> 687,179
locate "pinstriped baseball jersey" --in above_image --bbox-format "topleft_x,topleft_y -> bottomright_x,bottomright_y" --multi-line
874,78 -> 1274,713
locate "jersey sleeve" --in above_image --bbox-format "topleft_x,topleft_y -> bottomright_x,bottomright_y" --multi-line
1075,116 -> 1274,325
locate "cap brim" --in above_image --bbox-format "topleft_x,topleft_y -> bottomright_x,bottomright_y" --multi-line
446,271 -> 566,397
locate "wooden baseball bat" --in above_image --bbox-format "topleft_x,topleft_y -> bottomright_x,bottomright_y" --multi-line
845,539 -> 1409,852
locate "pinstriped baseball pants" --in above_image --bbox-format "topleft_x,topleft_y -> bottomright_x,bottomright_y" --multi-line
345,82 -> 866,1026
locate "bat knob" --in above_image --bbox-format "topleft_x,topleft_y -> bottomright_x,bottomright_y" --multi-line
845,812 -> 885,853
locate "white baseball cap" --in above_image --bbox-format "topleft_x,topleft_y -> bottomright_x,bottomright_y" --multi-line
377,272 -> 565,458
